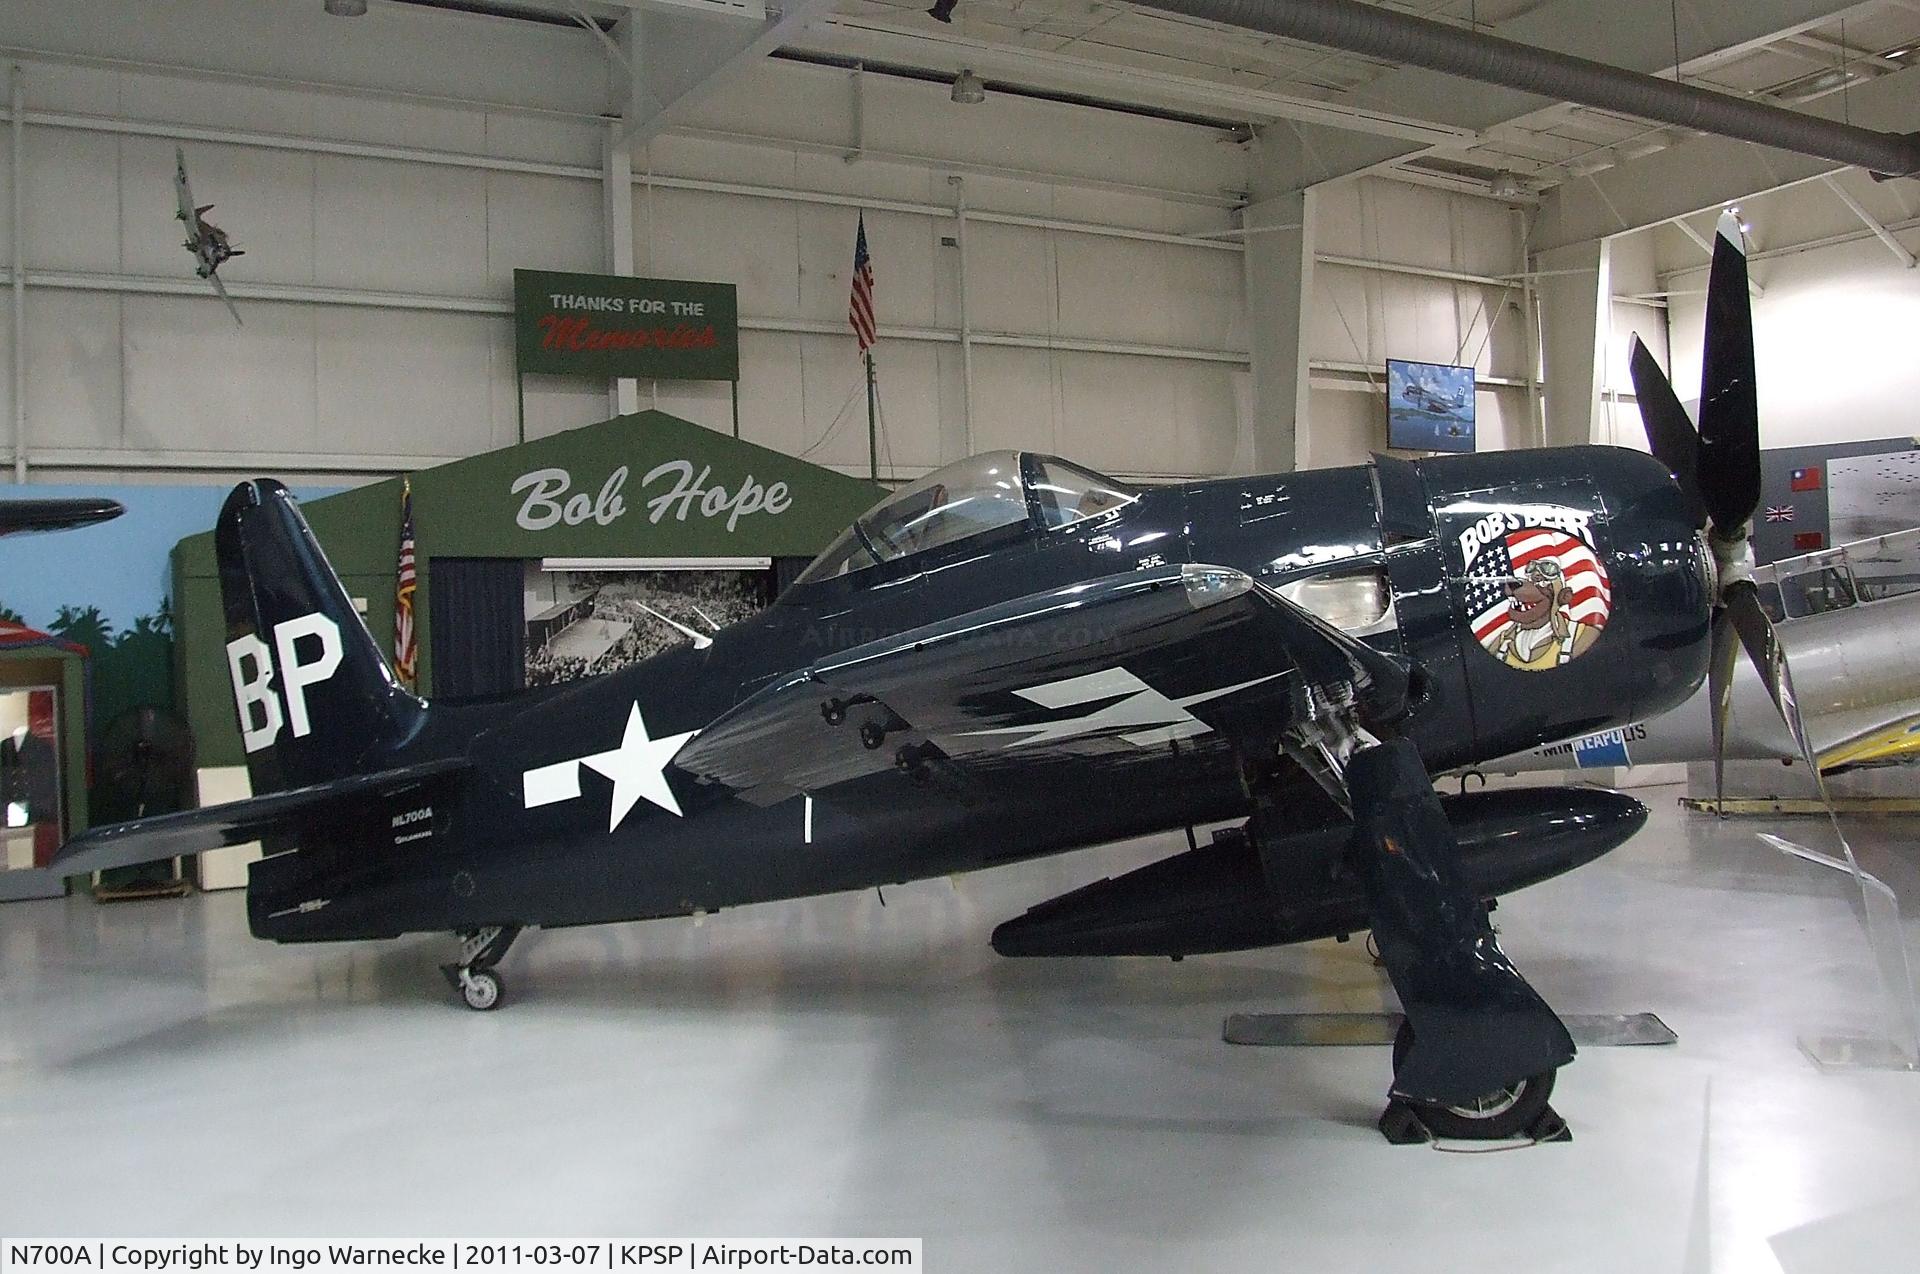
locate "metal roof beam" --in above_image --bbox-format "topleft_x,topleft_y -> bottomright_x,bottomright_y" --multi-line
615,0 -> 827,148
1530,62 -> 1920,249
791,14 -> 1479,144
1821,172 -> 1919,266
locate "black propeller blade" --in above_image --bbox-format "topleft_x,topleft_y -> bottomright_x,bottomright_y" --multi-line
1697,215 -> 1763,539
1627,335 -> 1705,529
1627,212 -> 1774,810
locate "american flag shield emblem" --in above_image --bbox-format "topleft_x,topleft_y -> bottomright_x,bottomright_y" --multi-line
394,478 -> 418,689
1463,521 -> 1612,671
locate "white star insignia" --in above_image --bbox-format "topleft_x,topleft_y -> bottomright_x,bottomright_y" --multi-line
580,703 -> 698,830
520,703 -> 698,830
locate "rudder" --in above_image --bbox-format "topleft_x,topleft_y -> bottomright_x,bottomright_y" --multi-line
217,479 -> 426,793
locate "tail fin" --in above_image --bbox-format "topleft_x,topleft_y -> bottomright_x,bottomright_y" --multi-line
216,479 -> 425,793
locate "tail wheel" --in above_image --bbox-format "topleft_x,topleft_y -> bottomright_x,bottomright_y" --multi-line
1391,1019 -> 1555,1140
460,969 -> 504,1012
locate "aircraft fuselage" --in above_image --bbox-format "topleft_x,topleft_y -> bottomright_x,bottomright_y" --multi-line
247,444 -> 1708,943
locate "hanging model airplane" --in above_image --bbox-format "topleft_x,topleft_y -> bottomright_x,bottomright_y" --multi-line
0,496 -> 123,538
174,146 -> 244,326
54,215 -> 1804,1141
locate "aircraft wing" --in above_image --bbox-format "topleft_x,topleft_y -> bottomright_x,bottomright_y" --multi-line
48,757 -> 468,877
208,269 -> 243,325
673,563 -> 1411,803
1817,706 -> 1920,769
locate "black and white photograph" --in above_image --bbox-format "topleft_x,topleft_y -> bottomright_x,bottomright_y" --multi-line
524,565 -> 773,687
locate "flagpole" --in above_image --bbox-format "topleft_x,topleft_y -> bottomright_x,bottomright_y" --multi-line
865,350 -> 878,483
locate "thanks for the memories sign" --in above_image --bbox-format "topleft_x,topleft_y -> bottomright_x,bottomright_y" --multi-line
513,269 -> 740,381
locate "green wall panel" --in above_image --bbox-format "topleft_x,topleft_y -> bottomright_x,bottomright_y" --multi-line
174,411 -> 881,769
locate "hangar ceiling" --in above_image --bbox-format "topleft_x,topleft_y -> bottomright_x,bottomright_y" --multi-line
10,0 -> 1917,203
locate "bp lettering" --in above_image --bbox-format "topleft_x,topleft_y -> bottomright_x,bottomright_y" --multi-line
225,614 -> 345,753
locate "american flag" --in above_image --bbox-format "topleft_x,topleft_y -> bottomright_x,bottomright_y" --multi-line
394,477 -> 418,689
1466,527 -> 1612,648
1765,504 -> 1795,523
849,212 -> 877,354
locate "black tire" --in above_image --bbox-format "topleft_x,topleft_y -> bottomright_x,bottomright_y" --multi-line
460,968 -> 504,1012
1391,1019 -> 1555,1140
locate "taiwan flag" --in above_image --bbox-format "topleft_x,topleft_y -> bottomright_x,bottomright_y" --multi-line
1790,466 -> 1822,492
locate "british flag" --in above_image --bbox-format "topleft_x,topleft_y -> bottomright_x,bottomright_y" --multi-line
1466,526 -> 1612,648
1765,504 -> 1795,523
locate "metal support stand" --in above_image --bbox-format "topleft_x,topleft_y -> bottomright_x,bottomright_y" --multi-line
1223,1011 -> 1678,1048
1761,833 -> 1920,1072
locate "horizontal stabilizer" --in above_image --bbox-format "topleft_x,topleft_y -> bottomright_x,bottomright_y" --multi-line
50,757 -> 467,877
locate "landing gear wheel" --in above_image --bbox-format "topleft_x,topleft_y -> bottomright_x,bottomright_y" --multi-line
460,968 -> 503,1012
1391,1019 -> 1555,1140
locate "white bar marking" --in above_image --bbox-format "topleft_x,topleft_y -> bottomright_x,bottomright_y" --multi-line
523,760 -> 582,808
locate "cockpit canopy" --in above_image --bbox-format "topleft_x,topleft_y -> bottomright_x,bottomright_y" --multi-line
793,451 -> 1137,588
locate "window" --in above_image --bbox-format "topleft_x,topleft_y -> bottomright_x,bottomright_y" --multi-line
860,454 -> 1030,562
788,452 -> 1139,591
1778,564 -> 1857,617
1030,457 -> 1138,529
790,453 -> 1029,588
791,526 -> 877,587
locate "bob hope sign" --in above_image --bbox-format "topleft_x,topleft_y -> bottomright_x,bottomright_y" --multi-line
514,268 -> 739,381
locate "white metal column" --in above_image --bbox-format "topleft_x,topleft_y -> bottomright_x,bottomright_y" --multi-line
949,175 -> 976,458
1240,187 -> 1315,473
604,124 -> 640,418
1534,238 -> 1609,448
10,65 -> 25,483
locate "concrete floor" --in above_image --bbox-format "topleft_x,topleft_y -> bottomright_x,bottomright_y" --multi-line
2,786 -> 1918,1273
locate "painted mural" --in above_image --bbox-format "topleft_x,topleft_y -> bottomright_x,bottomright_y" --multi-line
0,482 -> 338,735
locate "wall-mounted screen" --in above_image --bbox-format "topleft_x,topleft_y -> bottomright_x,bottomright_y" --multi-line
1387,359 -> 1476,454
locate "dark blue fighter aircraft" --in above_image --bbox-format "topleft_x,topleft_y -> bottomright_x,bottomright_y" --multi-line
56,216 -> 1792,1140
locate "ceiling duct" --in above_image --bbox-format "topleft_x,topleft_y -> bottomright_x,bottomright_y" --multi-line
1126,0 -> 1920,178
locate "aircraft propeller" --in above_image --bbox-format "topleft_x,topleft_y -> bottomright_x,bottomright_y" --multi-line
1632,220 -> 1920,1059
1627,213 -> 1786,812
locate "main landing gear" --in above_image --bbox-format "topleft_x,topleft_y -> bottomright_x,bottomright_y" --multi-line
1382,1019 -> 1566,1144
1273,712 -> 1577,1144
441,924 -> 520,1011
